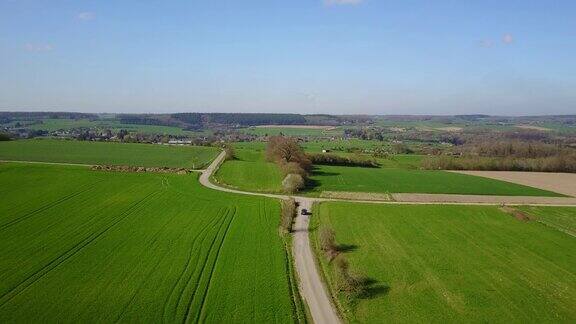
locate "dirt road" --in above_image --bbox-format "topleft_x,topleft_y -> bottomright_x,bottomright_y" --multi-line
293,198 -> 342,324
200,152 -> 340,324
199,151 -> 576,324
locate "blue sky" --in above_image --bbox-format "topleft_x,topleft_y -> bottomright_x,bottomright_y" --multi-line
0,0 -> 575,115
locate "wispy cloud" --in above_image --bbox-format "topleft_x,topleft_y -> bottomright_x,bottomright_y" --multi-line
502,34 -> 514,45
76,11 -> 95,21
324,0 -> 363,6
24,43 -> 54,52
480,39 -> 494,48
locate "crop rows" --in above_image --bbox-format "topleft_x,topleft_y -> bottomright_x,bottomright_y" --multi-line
0,163 -> 294,323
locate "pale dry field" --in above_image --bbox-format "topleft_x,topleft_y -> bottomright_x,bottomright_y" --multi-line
452,171 -> 576,197
436,126 -> 463,132
516,125 -> 552,131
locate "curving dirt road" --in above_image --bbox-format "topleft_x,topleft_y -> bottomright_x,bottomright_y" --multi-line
199,152 -> 341,324
199,151 -> 576,324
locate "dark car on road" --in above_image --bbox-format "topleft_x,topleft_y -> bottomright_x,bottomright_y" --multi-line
301,209 -> 309,215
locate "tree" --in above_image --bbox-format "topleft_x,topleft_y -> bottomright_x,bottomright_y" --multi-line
0,132 -> 11,141
319,226 -> 337,259
266,136 -> 311,170
282,173 -> 305,193
223,144 -> 236,161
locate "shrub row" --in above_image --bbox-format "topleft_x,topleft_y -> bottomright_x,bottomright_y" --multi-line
279,198 -> 296,235
422,154 -> 576,173
91,165 -> 190,174
307,153 -> 379,168
319,225 -> 368,298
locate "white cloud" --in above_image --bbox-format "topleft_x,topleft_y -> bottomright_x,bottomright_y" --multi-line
76,11 -> 95,21
503,34 -> 514,44
24,43 -> 54,52
480,39 -> 494,48
324,0 -> 363,6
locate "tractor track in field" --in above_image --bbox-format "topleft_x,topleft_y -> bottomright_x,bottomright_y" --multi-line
194,207 -> 237,323
163,207 -> 223,322
182,207 -> 235,324
199,151 -> 576,324
0,180 -> 104,231
0,189 -> 160,308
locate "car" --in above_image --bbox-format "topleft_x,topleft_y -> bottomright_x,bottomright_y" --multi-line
301,208 -> 308,215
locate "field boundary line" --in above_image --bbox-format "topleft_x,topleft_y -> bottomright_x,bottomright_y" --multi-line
0,159 -> 94,167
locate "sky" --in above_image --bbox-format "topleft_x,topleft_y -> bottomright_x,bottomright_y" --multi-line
0,0 -> 575,115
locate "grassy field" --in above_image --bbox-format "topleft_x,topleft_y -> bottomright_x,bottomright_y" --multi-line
301,139 -> 389,152
0,139 -> 219,168
241,126 -> 343,137
0,163 -> 297,322
518,206 -> 576,236
222,145 -> 558,196
214,149 -> 283,192
312,202 -> 576,323
6,118 -> 195,136
305,164 -> 561,196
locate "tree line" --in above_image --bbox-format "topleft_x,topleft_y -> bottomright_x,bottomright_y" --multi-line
307,153 -> 379,168
423,140 -> 576,173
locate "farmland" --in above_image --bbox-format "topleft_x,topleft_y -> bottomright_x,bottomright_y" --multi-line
0,139 -> 219,168
518,206 -> 576,236
312,202 -> 576,323
5,118 -> 196,136
215,144 -> 561,196
214,149 -> 283,192
0,163 -> 296,322
306,164 -> 561,196
241,126 -> 343,137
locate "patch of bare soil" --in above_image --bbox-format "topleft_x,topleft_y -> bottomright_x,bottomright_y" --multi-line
451,171 -> 576,197
436,126 -> 463,132
320,191 -> 393,201
516,125 -> 551,131
254,125 -> 336,130
500,206 -> 531,221
91,165 -> 190,174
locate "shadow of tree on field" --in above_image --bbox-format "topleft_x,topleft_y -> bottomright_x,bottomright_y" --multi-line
356,277 -> 390,300
336,243 -> 358,253
312,170 -> 341,177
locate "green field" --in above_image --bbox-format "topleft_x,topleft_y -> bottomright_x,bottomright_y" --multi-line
312,202 -> 576,323
8,118 -> 196,136
220,145 -> 559,196
0,139 -> 219,168
241,126 -> 343,137
306,164 -> 561,196
0,163 -> 296,322
214,149 -> 283,192
519,206 -> 576,236
301,139 -> 389,152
